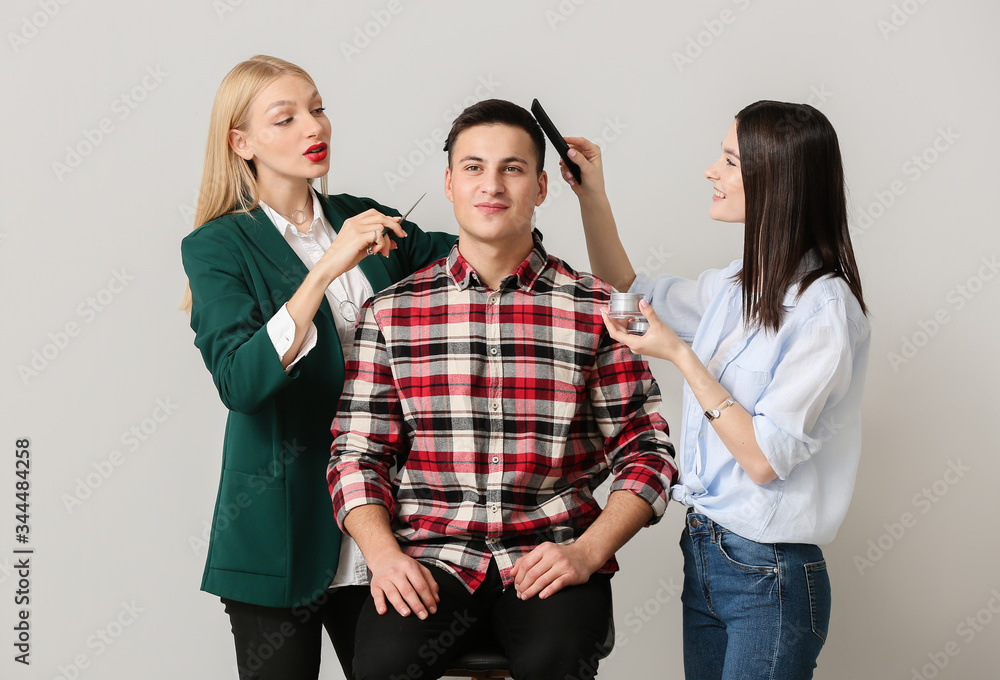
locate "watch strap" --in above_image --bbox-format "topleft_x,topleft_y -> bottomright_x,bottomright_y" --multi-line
705,397 -> 735,421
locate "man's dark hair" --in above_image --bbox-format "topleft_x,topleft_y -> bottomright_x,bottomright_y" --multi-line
443,99 -> 546,174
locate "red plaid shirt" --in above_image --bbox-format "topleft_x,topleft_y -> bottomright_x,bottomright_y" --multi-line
329,232 -> 677,592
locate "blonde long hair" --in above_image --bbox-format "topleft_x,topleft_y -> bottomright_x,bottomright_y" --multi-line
181,55 -> 328,311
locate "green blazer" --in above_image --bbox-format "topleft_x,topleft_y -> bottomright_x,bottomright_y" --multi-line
181,193 -> 455,608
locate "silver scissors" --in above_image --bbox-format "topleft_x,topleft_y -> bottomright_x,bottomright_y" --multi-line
382,192 -> 426,236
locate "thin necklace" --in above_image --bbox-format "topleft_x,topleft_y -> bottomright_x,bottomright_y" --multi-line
272,193 -> 310,225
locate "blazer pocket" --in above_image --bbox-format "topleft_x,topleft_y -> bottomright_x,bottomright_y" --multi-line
209,469 -> 287,578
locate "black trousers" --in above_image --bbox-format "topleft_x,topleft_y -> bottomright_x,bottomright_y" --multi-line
353,561 -> 613,680
223,585 -> 369,680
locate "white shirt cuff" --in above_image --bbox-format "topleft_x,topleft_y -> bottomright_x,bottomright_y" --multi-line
328,534 -> 371,588
266,303 -> 318,373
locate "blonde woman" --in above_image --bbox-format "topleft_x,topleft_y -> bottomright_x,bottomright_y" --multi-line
181,55 -> 453,679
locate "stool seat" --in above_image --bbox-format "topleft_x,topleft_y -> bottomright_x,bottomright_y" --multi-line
444,629 -> 512,678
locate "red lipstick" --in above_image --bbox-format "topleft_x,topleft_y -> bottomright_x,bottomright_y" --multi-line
304,143 -> 328,162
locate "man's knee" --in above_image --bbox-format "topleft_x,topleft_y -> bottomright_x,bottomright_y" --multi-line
354,606 -> 481,680
510,638 -> 607,680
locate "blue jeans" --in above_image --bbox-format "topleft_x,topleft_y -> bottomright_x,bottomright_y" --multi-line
680,512 -> 830,680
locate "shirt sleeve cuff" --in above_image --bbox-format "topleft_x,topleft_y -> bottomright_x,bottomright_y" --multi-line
335,491 -> 395,533
266,303 -> 318,373
609,465 -> 671,525
753,415 -> 809,480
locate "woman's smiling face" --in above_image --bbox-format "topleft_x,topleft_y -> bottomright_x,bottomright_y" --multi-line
705,120 -> 746,224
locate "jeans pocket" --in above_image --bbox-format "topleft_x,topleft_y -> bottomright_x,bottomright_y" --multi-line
716,530 -> 778,574
805,560 -> 831,643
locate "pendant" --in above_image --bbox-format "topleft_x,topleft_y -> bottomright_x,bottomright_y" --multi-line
290,209 -> 306,225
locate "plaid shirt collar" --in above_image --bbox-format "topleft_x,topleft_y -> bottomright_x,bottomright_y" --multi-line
446,228 -> 548,292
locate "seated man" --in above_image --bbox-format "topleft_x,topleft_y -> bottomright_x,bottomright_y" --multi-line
328,99 -> 677,680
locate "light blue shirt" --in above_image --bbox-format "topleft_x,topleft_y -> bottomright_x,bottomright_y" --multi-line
631,258 -> 870,545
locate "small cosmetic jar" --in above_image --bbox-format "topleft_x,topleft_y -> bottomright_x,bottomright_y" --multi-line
609,292 -> 648,336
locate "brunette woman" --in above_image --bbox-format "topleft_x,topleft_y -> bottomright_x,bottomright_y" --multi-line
563,101 -> 869,679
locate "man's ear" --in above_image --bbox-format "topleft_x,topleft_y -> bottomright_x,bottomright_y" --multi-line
535,170 -> 548,207
444,166 -> 454,203
229,129 -> 253,160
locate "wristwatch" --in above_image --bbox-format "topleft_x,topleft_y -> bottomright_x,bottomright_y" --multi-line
705,397 -> 735,421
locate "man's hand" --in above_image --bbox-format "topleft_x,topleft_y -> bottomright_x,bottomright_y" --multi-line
511,492 -> 657,602
343,504 -> 440,618
510,542 -> 601,601
367,550 -> 440,619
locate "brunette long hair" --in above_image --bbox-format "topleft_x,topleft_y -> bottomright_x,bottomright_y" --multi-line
735,101 -> 867,332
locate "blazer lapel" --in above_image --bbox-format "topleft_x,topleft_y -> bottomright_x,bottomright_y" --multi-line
231,208 -> 339,325
233,209 -> 310,288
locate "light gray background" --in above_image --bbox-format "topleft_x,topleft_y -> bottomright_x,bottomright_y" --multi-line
3,1 -> 998,678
